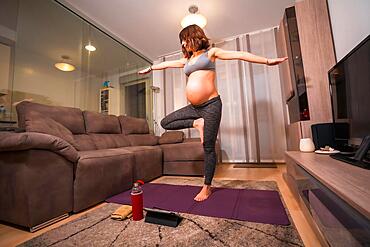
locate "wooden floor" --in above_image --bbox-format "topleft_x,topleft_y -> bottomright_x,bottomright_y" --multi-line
0,164 -> 322,247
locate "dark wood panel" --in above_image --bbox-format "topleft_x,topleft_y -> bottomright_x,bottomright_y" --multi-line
276,19 -> 294,102
287,121 -> 302,151
295,0 -> 337,138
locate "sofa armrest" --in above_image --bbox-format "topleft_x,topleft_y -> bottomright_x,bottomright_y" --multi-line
0,132 -> 79,162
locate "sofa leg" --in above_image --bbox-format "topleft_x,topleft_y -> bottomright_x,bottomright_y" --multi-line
29,213 -> 70,232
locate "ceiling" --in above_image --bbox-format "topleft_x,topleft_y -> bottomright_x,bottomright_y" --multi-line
61,0 -> 295,61
12,0 -> 150,76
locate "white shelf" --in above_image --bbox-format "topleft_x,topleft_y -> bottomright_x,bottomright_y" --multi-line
99,87 -> 117,115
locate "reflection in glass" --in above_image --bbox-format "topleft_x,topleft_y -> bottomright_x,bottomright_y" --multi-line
124,82 -> 146,119
0,0 -> 152,129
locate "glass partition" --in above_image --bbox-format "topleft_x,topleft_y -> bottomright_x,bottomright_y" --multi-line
0,0 -> 152,128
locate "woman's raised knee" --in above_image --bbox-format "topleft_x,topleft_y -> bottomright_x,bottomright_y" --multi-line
160,118 -> 169,129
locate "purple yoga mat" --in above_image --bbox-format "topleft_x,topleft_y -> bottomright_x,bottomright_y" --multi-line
106,183 -> 290,225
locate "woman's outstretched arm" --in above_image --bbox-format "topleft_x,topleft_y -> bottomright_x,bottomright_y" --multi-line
138,58 -> 187,74
211,47 -> 287,65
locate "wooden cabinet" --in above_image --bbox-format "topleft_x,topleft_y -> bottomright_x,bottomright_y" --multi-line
276,0 -> 336,150
285,152 -> 370,246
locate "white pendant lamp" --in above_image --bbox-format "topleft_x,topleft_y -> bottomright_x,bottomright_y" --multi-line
181,5 -> 207,28
85,43 -> 96,52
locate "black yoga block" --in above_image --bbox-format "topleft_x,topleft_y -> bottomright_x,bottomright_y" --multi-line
144,208 -> 183,227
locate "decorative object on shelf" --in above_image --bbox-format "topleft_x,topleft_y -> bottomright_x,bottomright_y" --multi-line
181,5 -> 207,28
315,149 -> 340,155
102,80 -> 113,88
54,55 -> 75,72
314,145 -> 340,155
299,138 -> 315,152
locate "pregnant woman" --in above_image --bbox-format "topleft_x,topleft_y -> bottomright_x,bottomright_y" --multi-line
139,24 -> 287,201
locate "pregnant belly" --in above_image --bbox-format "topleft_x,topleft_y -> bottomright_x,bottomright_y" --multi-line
186,78 -> 218,105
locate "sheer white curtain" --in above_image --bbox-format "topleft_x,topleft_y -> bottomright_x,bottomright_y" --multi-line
153,28 -> 286,163
215,39 -> 252,162
152,53 -> 190,137
233,29 -> 287,162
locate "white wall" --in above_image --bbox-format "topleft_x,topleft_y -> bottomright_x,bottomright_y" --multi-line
327,0 -> 370,61
12,47 -> 77,107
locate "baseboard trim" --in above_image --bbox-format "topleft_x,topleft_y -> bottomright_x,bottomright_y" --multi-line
29,213 -> 69,232
233,164 -> 278,168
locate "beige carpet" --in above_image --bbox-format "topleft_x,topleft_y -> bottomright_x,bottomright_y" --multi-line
19,177 -> 304,247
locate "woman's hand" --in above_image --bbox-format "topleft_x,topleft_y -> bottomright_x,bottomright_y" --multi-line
267,57 -> 288,66
138,66 -> 152,74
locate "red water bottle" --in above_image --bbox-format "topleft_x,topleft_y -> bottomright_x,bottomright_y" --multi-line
131,180 -> 144,221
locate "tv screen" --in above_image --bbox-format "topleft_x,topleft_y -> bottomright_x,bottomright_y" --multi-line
329,35 -> 370,146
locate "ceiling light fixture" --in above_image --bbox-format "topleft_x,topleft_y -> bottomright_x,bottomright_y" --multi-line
85,43 -> 96,52
181,5 -> 207,28
54,55 -> 75,72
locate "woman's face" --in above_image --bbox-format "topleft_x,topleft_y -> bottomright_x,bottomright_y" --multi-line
181,40 -> 194,52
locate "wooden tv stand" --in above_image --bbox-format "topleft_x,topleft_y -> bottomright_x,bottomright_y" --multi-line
284,151 -> 370,247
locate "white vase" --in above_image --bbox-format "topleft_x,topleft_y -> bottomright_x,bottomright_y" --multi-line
299,138 -> 315,152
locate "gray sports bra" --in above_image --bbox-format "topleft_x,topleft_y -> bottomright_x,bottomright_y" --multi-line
184,49 -> 215,77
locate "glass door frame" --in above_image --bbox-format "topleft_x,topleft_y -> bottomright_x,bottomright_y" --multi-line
120,78 -> 153,132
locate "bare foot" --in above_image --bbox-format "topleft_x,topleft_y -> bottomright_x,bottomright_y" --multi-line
193,118 -> 204,143
194,185 -> 212,201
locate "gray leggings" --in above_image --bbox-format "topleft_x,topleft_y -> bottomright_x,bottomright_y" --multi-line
160,95 -> 222,185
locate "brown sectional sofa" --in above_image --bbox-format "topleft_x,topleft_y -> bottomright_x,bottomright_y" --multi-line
0,101 -> 220,231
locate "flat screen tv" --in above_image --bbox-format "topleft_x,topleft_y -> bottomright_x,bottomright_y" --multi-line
328,35 -> 370,168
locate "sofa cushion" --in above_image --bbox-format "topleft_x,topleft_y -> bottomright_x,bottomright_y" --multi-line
160,141 -> 204,162
78,148 -> 133,160
126,134 -> 159,146
74,149 -> 134,212
73,134 -> 97,151
118,116 -> 149,135
25,111 -> 77,147
83,111 -> 121,134
89,134 -> 130,150
163,161 -> 204,176
119,146 -> 162,182
16,101 -> 85,134
158,131 -> 184,144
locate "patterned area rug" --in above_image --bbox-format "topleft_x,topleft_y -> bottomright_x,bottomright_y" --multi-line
19,178 -> 304,247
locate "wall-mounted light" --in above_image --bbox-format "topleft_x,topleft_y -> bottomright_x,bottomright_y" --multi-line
54,55 -> 75,72
181,5 -> 207,28
85,43 -> 96,52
